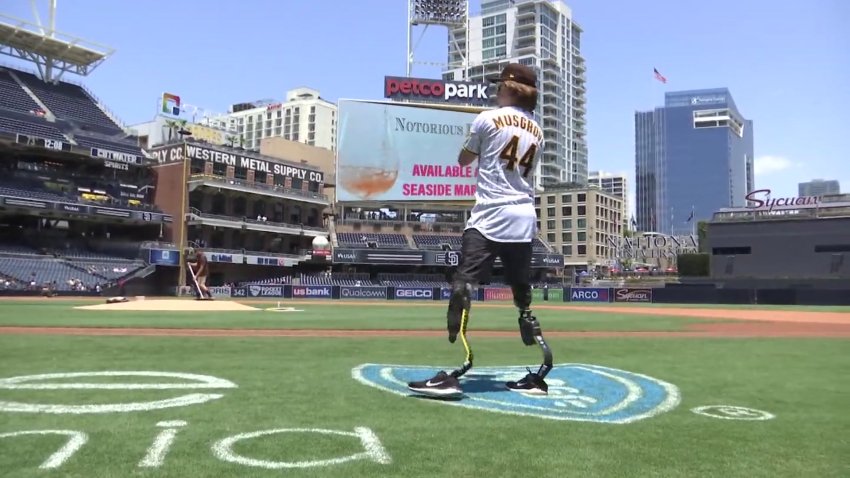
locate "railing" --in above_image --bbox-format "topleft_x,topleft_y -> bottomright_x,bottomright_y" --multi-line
185,246 -> 303,260
188,208 -> 327,233
190,174 -> 328,202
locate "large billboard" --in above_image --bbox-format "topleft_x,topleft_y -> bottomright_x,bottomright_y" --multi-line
336,100 -> 481,202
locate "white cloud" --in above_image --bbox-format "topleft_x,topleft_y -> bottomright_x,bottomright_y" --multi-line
754,155 -> 793,175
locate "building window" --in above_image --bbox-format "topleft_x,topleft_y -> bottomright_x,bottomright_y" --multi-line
577,245 -> 587,255
577,193 -> 586,202
561,206 -> 572,216
561,232 -> 571,242
577,218 -> 587,228
561,219 -> 572,229
562,245 -> 572,255
547,233 -> 556,243
577,205 -> 586,216
546,220 -> 555,230
547,207 -> 555,217
712,247 -> 752,255
535,208 -> 541,218
561,194 -> 572,203
547,196 -> 555,204
534,197 -> 541,205
577,231 -> 586,241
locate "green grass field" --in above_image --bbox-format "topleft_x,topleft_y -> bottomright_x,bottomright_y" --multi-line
0,299 -> 848,477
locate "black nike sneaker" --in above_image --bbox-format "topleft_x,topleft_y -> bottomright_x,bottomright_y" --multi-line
408,371 -> 463,398
506,369 -> 548,395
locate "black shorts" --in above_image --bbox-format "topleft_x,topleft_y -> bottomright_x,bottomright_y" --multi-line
454,228 -> 532,286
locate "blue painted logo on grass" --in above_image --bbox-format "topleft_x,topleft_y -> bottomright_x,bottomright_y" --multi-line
352,363 -> 680,424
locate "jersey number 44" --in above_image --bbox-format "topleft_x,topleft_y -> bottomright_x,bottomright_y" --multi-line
499,135 -> 537,178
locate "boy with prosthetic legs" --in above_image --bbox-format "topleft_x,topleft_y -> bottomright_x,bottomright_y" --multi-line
407,64 -> 553,398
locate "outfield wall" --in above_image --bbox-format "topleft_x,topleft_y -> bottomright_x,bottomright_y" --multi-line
166,284 -> 850,306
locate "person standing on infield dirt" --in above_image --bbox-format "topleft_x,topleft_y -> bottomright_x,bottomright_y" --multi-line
186,248 -> 213,300
408,63 -> 554,398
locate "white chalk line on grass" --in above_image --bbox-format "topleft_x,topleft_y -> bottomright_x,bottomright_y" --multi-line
0,430 -> 88,469
0,371 -> 237,414
211,427 -> 391,469
138,420 -> 189,468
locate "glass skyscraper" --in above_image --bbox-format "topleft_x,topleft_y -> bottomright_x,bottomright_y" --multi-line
635,88 -> 754,235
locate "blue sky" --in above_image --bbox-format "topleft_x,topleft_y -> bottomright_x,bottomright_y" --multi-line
3,0 -> 849,203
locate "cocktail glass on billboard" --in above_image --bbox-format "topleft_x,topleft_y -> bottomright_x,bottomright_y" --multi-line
338,106 -> 399,200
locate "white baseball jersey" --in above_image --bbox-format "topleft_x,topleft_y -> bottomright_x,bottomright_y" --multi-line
462,106 -> 543,242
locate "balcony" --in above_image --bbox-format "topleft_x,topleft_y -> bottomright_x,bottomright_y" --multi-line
186,208 -> 328,238
516,25 -> 536,39
188,174 -> 329,206
514,40 -> 536,54
516,8 -> 535,20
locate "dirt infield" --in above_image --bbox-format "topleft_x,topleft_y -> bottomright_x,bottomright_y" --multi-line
0,298 -> 848,338
75,299 -> 260,312
0,321 -> 848,339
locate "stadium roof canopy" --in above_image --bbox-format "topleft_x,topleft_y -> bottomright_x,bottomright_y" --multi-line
0,13 -> 114,80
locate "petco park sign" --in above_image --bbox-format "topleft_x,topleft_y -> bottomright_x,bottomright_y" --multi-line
384,76 -> 491,106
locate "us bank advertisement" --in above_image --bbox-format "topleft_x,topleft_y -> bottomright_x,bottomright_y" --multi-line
336,99 -> 480,202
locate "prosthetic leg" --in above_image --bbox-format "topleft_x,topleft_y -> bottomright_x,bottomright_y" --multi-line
512,283 -> 553,391
447,281 -> 474,378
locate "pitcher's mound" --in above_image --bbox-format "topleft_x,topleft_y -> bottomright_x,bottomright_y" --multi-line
76,299 -> 259,312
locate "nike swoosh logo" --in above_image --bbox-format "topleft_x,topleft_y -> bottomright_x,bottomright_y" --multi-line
425,380 -> 444,387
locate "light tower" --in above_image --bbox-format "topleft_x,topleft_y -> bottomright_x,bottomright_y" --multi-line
0,0 -> 114,81
407,0 -> 469,77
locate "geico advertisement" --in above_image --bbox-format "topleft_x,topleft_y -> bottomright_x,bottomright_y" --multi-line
339,286 -> 387,299
394,288 -> 434,300
336,100 -> 479,202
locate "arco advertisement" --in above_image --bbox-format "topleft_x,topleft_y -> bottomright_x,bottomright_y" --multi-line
336,100 -> 481,202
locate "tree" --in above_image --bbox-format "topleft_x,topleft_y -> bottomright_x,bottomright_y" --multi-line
226,135 -> 237,147
164,119 -> 180,142
697,221 -> 709,253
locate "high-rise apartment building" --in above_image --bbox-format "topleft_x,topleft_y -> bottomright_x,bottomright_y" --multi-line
219,87 -> 337,152
636,88 -> 754,235
798,179 -> 840,197
443,0 -> 588,188
588,170 -> 628,228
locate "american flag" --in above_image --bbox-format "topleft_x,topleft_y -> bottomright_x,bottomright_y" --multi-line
653,68 -> 667,84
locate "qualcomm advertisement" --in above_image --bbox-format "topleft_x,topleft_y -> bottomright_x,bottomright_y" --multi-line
340,286 -> 388,300
336,100 -> 480,202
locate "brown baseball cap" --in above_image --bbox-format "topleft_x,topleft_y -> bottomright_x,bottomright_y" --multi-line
488,63 -> 537,87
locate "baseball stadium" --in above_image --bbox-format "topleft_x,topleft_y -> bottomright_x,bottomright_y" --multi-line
0,2 -> 847,478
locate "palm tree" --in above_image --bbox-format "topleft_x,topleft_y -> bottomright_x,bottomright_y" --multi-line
237,134 -> 245,150
225,135 -> 237,147
164,120 -> 180,142
176,119 -> 191,138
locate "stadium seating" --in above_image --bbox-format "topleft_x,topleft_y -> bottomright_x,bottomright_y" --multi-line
336,233 -> 408,249
0,257 -> 105,290
0,70 -> 40,114
300,273 -> 374,286
412,234 -> 462,250
0,111 -> 67,141
0,183 -> 68,202
532,238 -> 550,253
243,276 -> 293,286
14,71 -> 123,134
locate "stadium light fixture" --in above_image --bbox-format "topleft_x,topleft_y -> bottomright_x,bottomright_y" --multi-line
407,0 -> 469,77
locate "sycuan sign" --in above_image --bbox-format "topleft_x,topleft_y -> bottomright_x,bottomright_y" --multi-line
745,189 -> 821,211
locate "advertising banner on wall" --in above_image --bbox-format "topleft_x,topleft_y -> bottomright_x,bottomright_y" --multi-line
336,100 -> 480,202
613,288 -> 653,303
246,285 -> 284,298
483,287 -> 513,301
332,248 -> 561,269
568,287 -> 610,303
149,249 -> 180,266
207,253 -> 243,264
339,286 -> 388,300
291,285 -> 333,298
394,287 -> 435,300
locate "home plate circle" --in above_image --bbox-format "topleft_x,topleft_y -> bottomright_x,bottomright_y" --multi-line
691,405 -> 775,421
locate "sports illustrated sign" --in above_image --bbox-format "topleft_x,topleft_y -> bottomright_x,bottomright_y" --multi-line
384,76 -> 492,106
613,288 -> 652,303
